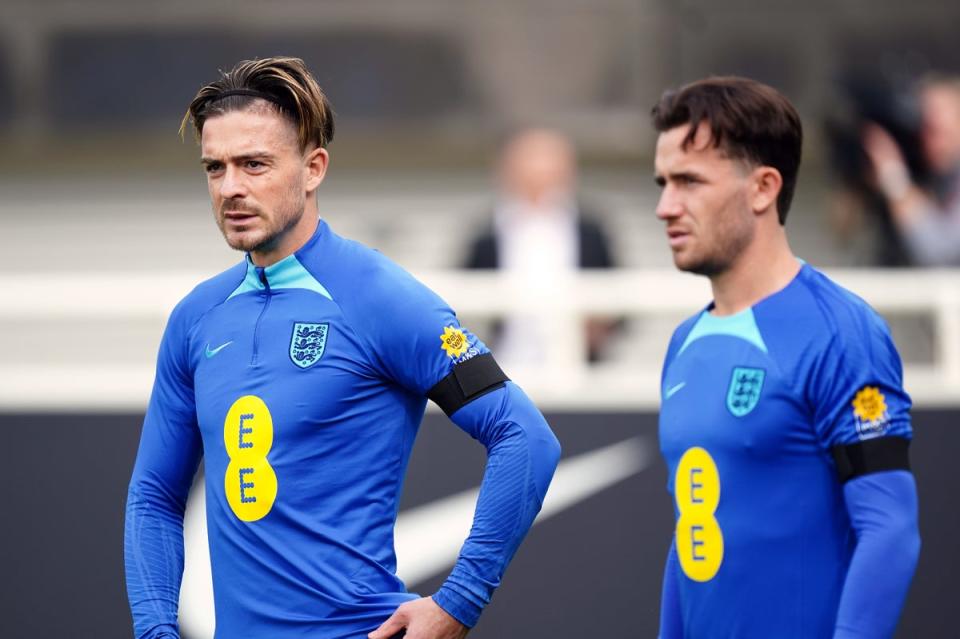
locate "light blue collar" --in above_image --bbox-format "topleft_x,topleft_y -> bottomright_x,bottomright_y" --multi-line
227,253 -> 333,301
678,306 -> 768,355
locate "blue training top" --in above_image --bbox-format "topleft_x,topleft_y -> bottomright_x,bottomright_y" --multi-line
658,263 -> 912,638
125,219 -> 560,639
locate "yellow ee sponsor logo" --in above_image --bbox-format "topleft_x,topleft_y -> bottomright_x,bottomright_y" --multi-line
439,326 -> 469,359
675,447 -> 724,582
223,395 -> 278,522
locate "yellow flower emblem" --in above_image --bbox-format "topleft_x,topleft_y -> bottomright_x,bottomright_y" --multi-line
852,386 -> 887,422
440,326 -> 469,358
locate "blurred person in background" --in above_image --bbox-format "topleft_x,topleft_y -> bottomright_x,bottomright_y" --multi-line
463,128 -> 617,364
652,76 -> 919,639
124,56 -> 560,639
863,75 -> 960,266
823,72 -> 925,266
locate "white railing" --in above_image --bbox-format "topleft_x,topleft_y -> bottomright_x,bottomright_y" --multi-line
1,269 -> 957,411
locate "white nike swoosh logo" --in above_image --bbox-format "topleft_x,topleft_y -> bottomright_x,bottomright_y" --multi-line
177,438 -> 651,637
393,437 -> 651,586
664,382 -> 686,400
204,341 -> 233,358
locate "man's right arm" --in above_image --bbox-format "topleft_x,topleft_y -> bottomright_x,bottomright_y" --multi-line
124,307 -> 203,639
658,326 -> 689,639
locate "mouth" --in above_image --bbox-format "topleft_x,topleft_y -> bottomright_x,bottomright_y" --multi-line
223,210 -> 259,225
666,227 -> 691,249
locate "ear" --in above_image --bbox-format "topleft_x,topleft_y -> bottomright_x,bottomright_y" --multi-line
304,147 -> 329,194
750,166 -> 783,217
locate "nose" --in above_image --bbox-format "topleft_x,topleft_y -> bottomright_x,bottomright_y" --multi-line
655,185 -> 683,221
219,165 -> 248,200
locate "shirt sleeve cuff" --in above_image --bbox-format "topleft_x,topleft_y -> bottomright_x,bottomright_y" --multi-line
432,585 -> 483,629
141,625 -> 180,639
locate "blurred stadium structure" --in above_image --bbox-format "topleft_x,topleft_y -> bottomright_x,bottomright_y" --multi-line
3,167 -> 959,411
2,1 -> 960,637
3,264 -> 960,412
3,0 -> 960,163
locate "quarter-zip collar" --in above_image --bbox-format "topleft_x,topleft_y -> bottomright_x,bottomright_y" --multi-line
227,220 -> 333,301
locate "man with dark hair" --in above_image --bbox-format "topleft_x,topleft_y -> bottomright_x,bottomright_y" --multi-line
124,57 -> 561,639
652,76 -> 920,638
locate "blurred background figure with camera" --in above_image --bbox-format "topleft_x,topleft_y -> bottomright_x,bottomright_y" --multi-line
826,73 -> 960,266
862,76 -> 960,266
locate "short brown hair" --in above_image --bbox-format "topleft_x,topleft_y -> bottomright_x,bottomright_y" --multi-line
651,76 -> 803,224
181,56 -> 335,151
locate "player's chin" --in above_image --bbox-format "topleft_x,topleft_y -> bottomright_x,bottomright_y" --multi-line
223,228 -> 268,253
673,252 -> 716,276
670,249 -> 698,272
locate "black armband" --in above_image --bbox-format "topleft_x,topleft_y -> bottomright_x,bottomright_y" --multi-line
831,437 -> 911,483
427,353 -> 509,417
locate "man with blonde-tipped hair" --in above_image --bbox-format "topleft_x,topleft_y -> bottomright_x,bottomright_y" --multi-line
124,57 -> 560,639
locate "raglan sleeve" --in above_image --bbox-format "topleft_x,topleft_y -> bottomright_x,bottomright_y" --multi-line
124,300 -> 204,639
366,273 -> 561,628
809,309 -> 912,457
808,308 -> 920,639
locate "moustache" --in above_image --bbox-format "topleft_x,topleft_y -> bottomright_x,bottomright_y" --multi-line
220,200 -> 261,217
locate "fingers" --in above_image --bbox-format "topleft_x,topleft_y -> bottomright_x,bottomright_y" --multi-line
368,611 -> 407,639
862,124 -> 901,163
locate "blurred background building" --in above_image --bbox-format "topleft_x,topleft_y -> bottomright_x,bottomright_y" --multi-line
4,0 -> 960,273
2,1 -> 959,637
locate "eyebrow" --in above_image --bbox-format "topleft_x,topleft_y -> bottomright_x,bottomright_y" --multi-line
201,151 -> 275,164
655,170 -> 706,183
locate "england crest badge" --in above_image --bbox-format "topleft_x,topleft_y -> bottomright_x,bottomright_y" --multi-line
726,366 -> 765,417
290,322 -> 329,369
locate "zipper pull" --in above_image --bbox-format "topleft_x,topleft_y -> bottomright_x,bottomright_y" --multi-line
256,267 -> 270,292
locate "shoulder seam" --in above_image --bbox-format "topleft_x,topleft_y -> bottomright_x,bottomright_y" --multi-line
663,310 -> 702,372
796,270 -> 878,367
174,263 -> 248,367
294,240 -> 383,380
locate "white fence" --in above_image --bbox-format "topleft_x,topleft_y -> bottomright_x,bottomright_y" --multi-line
1,269 -> 957,411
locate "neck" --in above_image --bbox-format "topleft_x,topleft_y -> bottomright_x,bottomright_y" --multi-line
709,224 -> 800,316
250,204 -> 320,267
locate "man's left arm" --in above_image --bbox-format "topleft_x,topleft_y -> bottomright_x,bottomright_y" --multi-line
834,465 -> 920,639
371,366 -> 560,638
810,317 -> 922,639
355,272 -> 561,638
431,379 -> 560,627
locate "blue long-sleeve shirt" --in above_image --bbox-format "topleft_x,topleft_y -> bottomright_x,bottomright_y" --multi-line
125,219 -> 560,638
